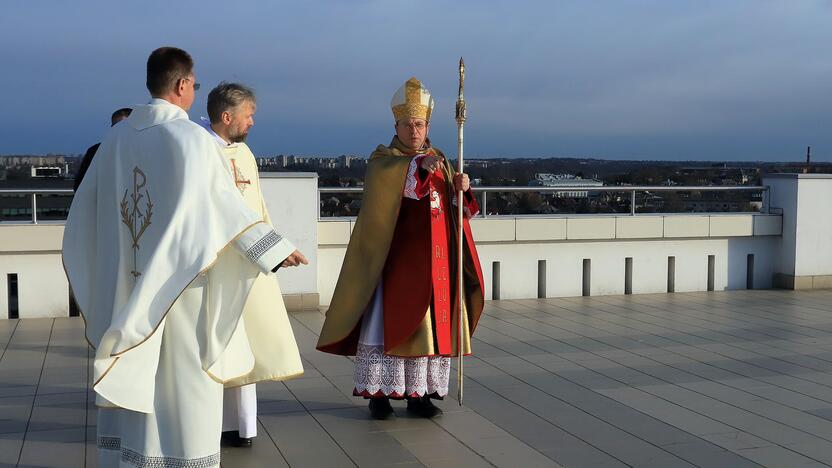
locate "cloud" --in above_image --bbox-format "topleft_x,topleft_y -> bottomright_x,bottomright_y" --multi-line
0,0 -> 830,161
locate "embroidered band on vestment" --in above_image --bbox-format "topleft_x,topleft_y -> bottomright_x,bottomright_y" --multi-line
246,230 -> 282,263
98,436 -> 121,451
121,447 -> 220,468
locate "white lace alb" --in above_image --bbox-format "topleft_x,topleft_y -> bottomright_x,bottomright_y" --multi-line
353,344 -> 450,398
403,155 -> 427,200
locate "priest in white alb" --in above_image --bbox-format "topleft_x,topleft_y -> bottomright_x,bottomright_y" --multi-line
200,81 -> 303,447
63,47 -> 307,467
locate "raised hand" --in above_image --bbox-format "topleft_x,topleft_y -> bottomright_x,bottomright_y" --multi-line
420,154 -> 444,173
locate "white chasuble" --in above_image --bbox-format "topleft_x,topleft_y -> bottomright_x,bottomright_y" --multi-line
63,98 -> 296,467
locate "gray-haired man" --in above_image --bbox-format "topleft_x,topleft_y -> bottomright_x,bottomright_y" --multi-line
202,82 -> 306,447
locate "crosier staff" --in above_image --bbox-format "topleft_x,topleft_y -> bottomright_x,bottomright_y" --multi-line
455,57 -> 467,405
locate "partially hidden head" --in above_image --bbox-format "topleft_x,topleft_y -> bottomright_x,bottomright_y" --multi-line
391,77 -> 434,151
207,82 -> 256,143
110,107 -> 132,126
146,47 -> 199,111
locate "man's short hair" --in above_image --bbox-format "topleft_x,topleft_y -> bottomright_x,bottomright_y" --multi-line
110,107 -> 132,126
207,82 -> 256,124
146,47 -> 194,96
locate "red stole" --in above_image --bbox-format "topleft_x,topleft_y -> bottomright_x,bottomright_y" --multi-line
428,170 -> 453,354
382,164 -> 462,355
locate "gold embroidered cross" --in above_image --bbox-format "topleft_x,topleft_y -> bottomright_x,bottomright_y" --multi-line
230,159 -> 251,193
120,166 -> 153,279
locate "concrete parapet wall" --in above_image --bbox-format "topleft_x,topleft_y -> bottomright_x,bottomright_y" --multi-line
1,173 -> 322,318
0,251 -> 68,319
260,173 -> 318,302
319,213 -> 781,245
765,174 -> 832,289
0,224 -> 64,252
1,223 -> 68,319
317,213 -> 782,306
12,170 -> 832,319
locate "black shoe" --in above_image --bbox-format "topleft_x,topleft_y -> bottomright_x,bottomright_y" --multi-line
234,436 -> 252,447
368,397 -> 394,420
406,396 -> 443,418
221,430 -> 253,448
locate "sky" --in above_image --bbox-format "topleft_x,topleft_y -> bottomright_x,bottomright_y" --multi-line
1,0 -> 831,161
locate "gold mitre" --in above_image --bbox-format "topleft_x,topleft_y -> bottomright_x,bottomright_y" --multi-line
391,77 -> 434,122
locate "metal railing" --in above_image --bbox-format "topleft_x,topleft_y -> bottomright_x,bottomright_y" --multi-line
0,189 -> 74,224
318,185 -> 770,218
1,185 -> 771,224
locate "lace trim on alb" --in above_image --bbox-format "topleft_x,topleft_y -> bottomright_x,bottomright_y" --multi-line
403,156 -> 423,199
353,344 -> 450,398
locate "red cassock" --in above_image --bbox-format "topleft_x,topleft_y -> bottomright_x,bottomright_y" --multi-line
381,154 -> 484,356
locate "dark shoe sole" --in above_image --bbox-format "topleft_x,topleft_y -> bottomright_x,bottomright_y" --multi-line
406,399 -> 443,418
221,431 -> 253,447
369,399 -> 395,420
232,438 -> 253,447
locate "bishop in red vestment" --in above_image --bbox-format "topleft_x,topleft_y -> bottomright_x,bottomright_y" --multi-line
317,77 -> 485,419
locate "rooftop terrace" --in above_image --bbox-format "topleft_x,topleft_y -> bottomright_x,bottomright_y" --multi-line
4,290 -> 832,467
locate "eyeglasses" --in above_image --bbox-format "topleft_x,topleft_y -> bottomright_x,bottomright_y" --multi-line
398,121 -> 427,131
182,77 -> 200,91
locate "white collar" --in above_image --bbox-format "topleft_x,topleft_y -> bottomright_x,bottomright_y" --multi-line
199,117 -> 235,147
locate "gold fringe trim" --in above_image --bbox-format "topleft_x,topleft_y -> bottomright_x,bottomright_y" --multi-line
207,369 -> 305,388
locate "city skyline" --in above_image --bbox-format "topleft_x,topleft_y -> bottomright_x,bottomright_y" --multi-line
1,1 -> 830,161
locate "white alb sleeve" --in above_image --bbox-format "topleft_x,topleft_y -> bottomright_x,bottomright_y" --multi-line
233,222 -> 296,274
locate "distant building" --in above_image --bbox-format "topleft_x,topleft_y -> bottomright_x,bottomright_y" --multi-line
529,173 -> 603,198
289,156 -> 310,166
4,155 -> 68,167
684,200 -> 747,212
255,154 -> 366,171
465,160 -> 491,169
31,164 -> 69,178
314,158 -> 334,169
256,155 -> 288,169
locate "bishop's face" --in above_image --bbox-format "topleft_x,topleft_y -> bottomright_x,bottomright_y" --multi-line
225,100 -> 256,143
396,117 -> 429,151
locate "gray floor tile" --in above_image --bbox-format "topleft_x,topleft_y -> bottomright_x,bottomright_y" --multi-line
259,411 -> 355,466
0,431 -> 24,466
7,291 -> 832,466
220,421 -> 289,468
17,427 -> 86,468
